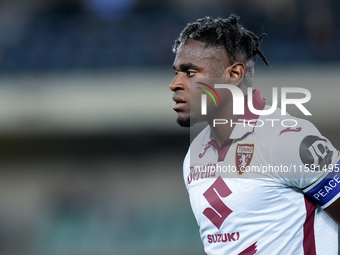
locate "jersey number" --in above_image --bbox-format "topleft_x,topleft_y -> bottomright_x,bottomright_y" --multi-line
203,176 -> 232,229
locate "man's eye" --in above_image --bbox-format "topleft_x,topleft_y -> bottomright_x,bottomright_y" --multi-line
186,71 -> 196,77
173,70 -> 178,75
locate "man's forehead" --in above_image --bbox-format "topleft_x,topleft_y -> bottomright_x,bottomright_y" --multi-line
179,39 -> 206,50
174,39 -> 229,66
176,39 -> 212,57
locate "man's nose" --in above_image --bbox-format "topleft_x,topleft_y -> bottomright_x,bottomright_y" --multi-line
170,73 -> 185,91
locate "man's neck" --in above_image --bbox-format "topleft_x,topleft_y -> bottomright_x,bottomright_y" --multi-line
208,113 -> 240,148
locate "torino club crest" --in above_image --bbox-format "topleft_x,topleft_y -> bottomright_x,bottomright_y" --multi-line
235,143 -> 254,175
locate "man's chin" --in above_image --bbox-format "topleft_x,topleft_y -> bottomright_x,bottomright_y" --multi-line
176,117 -> 190,127
176,116 -> 200,127
176,116 -> 192,127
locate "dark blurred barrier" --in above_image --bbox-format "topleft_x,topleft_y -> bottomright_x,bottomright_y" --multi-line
1,0 -> 339,72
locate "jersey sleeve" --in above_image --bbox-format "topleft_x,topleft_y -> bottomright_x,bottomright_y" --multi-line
183,148 -> 191,190
271,119 -> 340,208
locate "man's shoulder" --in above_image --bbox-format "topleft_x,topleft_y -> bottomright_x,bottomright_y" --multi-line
256,109 -> 320,140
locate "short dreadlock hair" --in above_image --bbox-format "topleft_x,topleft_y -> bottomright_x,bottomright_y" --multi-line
173,14 -> 269,67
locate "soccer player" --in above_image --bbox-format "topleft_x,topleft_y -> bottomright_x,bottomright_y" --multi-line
170,14 -> 340,254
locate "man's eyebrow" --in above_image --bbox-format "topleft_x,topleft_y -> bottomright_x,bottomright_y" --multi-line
173,63 -> 199,71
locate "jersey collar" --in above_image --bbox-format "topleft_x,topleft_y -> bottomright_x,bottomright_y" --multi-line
200,89 -> 266,148
229,89 -> 266,139
199,89 -> 266,161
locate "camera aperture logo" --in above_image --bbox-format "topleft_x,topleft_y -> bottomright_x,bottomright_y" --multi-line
196,82 -> 223,115
198,82 -> 312,128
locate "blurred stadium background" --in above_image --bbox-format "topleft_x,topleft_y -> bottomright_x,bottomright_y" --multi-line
0,0 -> 339,254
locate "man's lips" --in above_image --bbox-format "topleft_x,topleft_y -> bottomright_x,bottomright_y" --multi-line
172,95 -> 187,110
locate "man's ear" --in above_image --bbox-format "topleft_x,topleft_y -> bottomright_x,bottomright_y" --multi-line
225,62 -> 245,86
